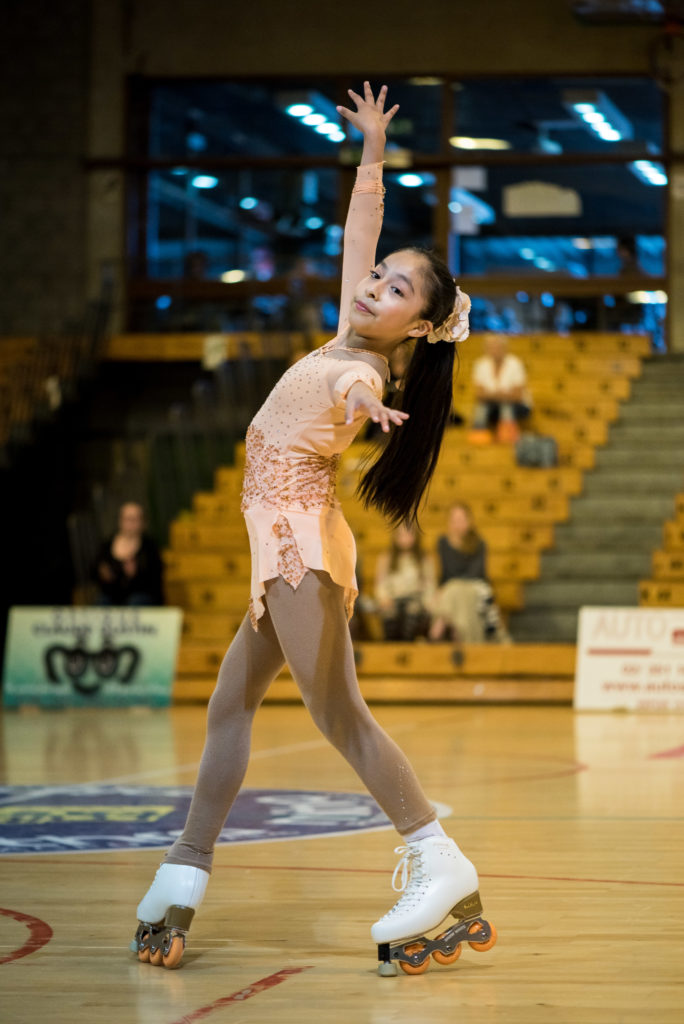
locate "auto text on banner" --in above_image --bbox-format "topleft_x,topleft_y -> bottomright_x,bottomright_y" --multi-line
2,606 -> 183,708
574,606 -> 684,711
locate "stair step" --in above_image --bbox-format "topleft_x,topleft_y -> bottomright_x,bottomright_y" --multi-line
540,551 -> 651,577
594,449 -> 684,470
608,423 -> 684,442
553,522 -> 663,545
628,384 -> 684,399
618,404 -> 684,421
566,495 -> 676,520
522,578 -> 639,606
639,364 -> 684,379
580,472 -> 683,496
510,610 -> 580,644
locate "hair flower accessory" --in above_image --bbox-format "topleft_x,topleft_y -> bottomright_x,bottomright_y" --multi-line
426,285 -> 471,344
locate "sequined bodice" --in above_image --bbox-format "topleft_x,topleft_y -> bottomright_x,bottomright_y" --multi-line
241,424 -> 340,513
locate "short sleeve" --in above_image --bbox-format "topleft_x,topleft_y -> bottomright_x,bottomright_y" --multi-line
333,365 -> 384,405
506,355 -> 527,387
472,357 -> 489,388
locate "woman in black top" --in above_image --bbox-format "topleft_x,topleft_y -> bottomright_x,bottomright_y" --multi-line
429,503 -> 508,643
94,502 -> 163,606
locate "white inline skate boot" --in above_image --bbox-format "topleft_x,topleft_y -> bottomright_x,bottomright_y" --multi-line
130,863 -> 210,969
371,836 -> 496,976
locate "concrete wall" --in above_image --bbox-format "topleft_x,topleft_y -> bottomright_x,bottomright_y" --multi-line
115,0 -> 656,77
0,0 -> 90,335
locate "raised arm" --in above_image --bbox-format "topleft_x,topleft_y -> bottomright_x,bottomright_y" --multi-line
336,83 -> 399,334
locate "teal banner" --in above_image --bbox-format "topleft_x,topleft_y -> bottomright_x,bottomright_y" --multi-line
2,607 -> 183,708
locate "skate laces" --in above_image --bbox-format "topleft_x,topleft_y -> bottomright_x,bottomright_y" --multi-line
391,844 -> 426,897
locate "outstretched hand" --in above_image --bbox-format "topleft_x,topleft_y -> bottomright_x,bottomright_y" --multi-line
337,81 -> 399,138
345,381 -> 409,433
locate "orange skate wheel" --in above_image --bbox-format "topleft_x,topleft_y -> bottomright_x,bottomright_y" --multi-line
432,930 -> 462,966
137,932 -> 151,963
467,920 -> 497,952
399,942 -> 430,975
150,945 -> 164,967
162,934 -> 185,970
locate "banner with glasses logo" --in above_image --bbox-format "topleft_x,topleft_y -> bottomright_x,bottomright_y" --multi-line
2,606 -> 182,708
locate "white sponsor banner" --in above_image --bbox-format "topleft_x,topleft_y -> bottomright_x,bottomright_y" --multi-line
575,606 -> 684,711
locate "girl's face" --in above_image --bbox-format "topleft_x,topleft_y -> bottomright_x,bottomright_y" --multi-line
349,251 -> 432,345
448,506 -> 470,537
119,504 -> 144,537
395,524 -> 417,549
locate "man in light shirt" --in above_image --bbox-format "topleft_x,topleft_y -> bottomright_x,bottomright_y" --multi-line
468,335 -> 532,444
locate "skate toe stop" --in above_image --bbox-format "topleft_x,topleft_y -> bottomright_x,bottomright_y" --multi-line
378,962 -> 398,977
129,939 -> 139,953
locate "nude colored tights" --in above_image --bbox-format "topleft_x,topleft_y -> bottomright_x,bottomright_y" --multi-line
165,570 -> 436,871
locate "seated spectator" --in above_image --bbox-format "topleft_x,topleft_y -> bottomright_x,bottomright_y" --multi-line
374,524 -> 435,641
94,502 -> 163,606
429,503 -> 509,643
469,335 -> 532,445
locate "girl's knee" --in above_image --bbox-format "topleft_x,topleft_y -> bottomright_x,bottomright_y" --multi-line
308,696 -> 374,751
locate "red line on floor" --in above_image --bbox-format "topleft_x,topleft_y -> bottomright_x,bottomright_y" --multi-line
0,907 -> 53,965
483,872 -> 684,888
0,860 -> 681,889
587,648 -> 652,656
650,744 -> 684,759
168,967 -> 313,1024
215,865 -> 684,888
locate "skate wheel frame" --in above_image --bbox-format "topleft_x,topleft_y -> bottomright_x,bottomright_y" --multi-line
377,913 -> 496,976
132,908 -> 192,970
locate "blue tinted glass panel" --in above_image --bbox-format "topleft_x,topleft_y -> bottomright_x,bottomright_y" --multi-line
146,168 -> 340,279
451,76 -> 663,155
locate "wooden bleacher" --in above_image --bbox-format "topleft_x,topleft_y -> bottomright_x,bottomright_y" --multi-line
640,495 -> 684,607
155,330 -> 650,703
0,338 -> 38,443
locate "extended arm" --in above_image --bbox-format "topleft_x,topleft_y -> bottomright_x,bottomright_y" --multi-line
336,83 -> 399,333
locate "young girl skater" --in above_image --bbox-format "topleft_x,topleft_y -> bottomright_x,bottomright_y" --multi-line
132,82 -> 495,977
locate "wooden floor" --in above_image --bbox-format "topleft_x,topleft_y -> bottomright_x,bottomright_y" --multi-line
1,699 -> 683,1023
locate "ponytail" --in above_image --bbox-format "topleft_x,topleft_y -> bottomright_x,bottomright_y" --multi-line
356,247 -> 465,526
357,337 -> 456,525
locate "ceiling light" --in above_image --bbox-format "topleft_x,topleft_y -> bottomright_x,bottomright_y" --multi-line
221,270 -> 246,283
562,88 -> 633,143
239,196 -> 258,210
315,122 -> 339,135
626,290 -> 667,304
398,173 -> 424,187
191,175 -> 219,189
450,136 -> 512,150
630,160 -> 668,186
286,103 -> 314,117
302,113 -> 326,126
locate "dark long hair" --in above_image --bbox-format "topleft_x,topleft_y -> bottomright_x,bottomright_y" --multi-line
356,248 -> 458,526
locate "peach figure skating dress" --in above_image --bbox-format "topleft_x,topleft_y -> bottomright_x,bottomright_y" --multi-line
240,160 -> 387,629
